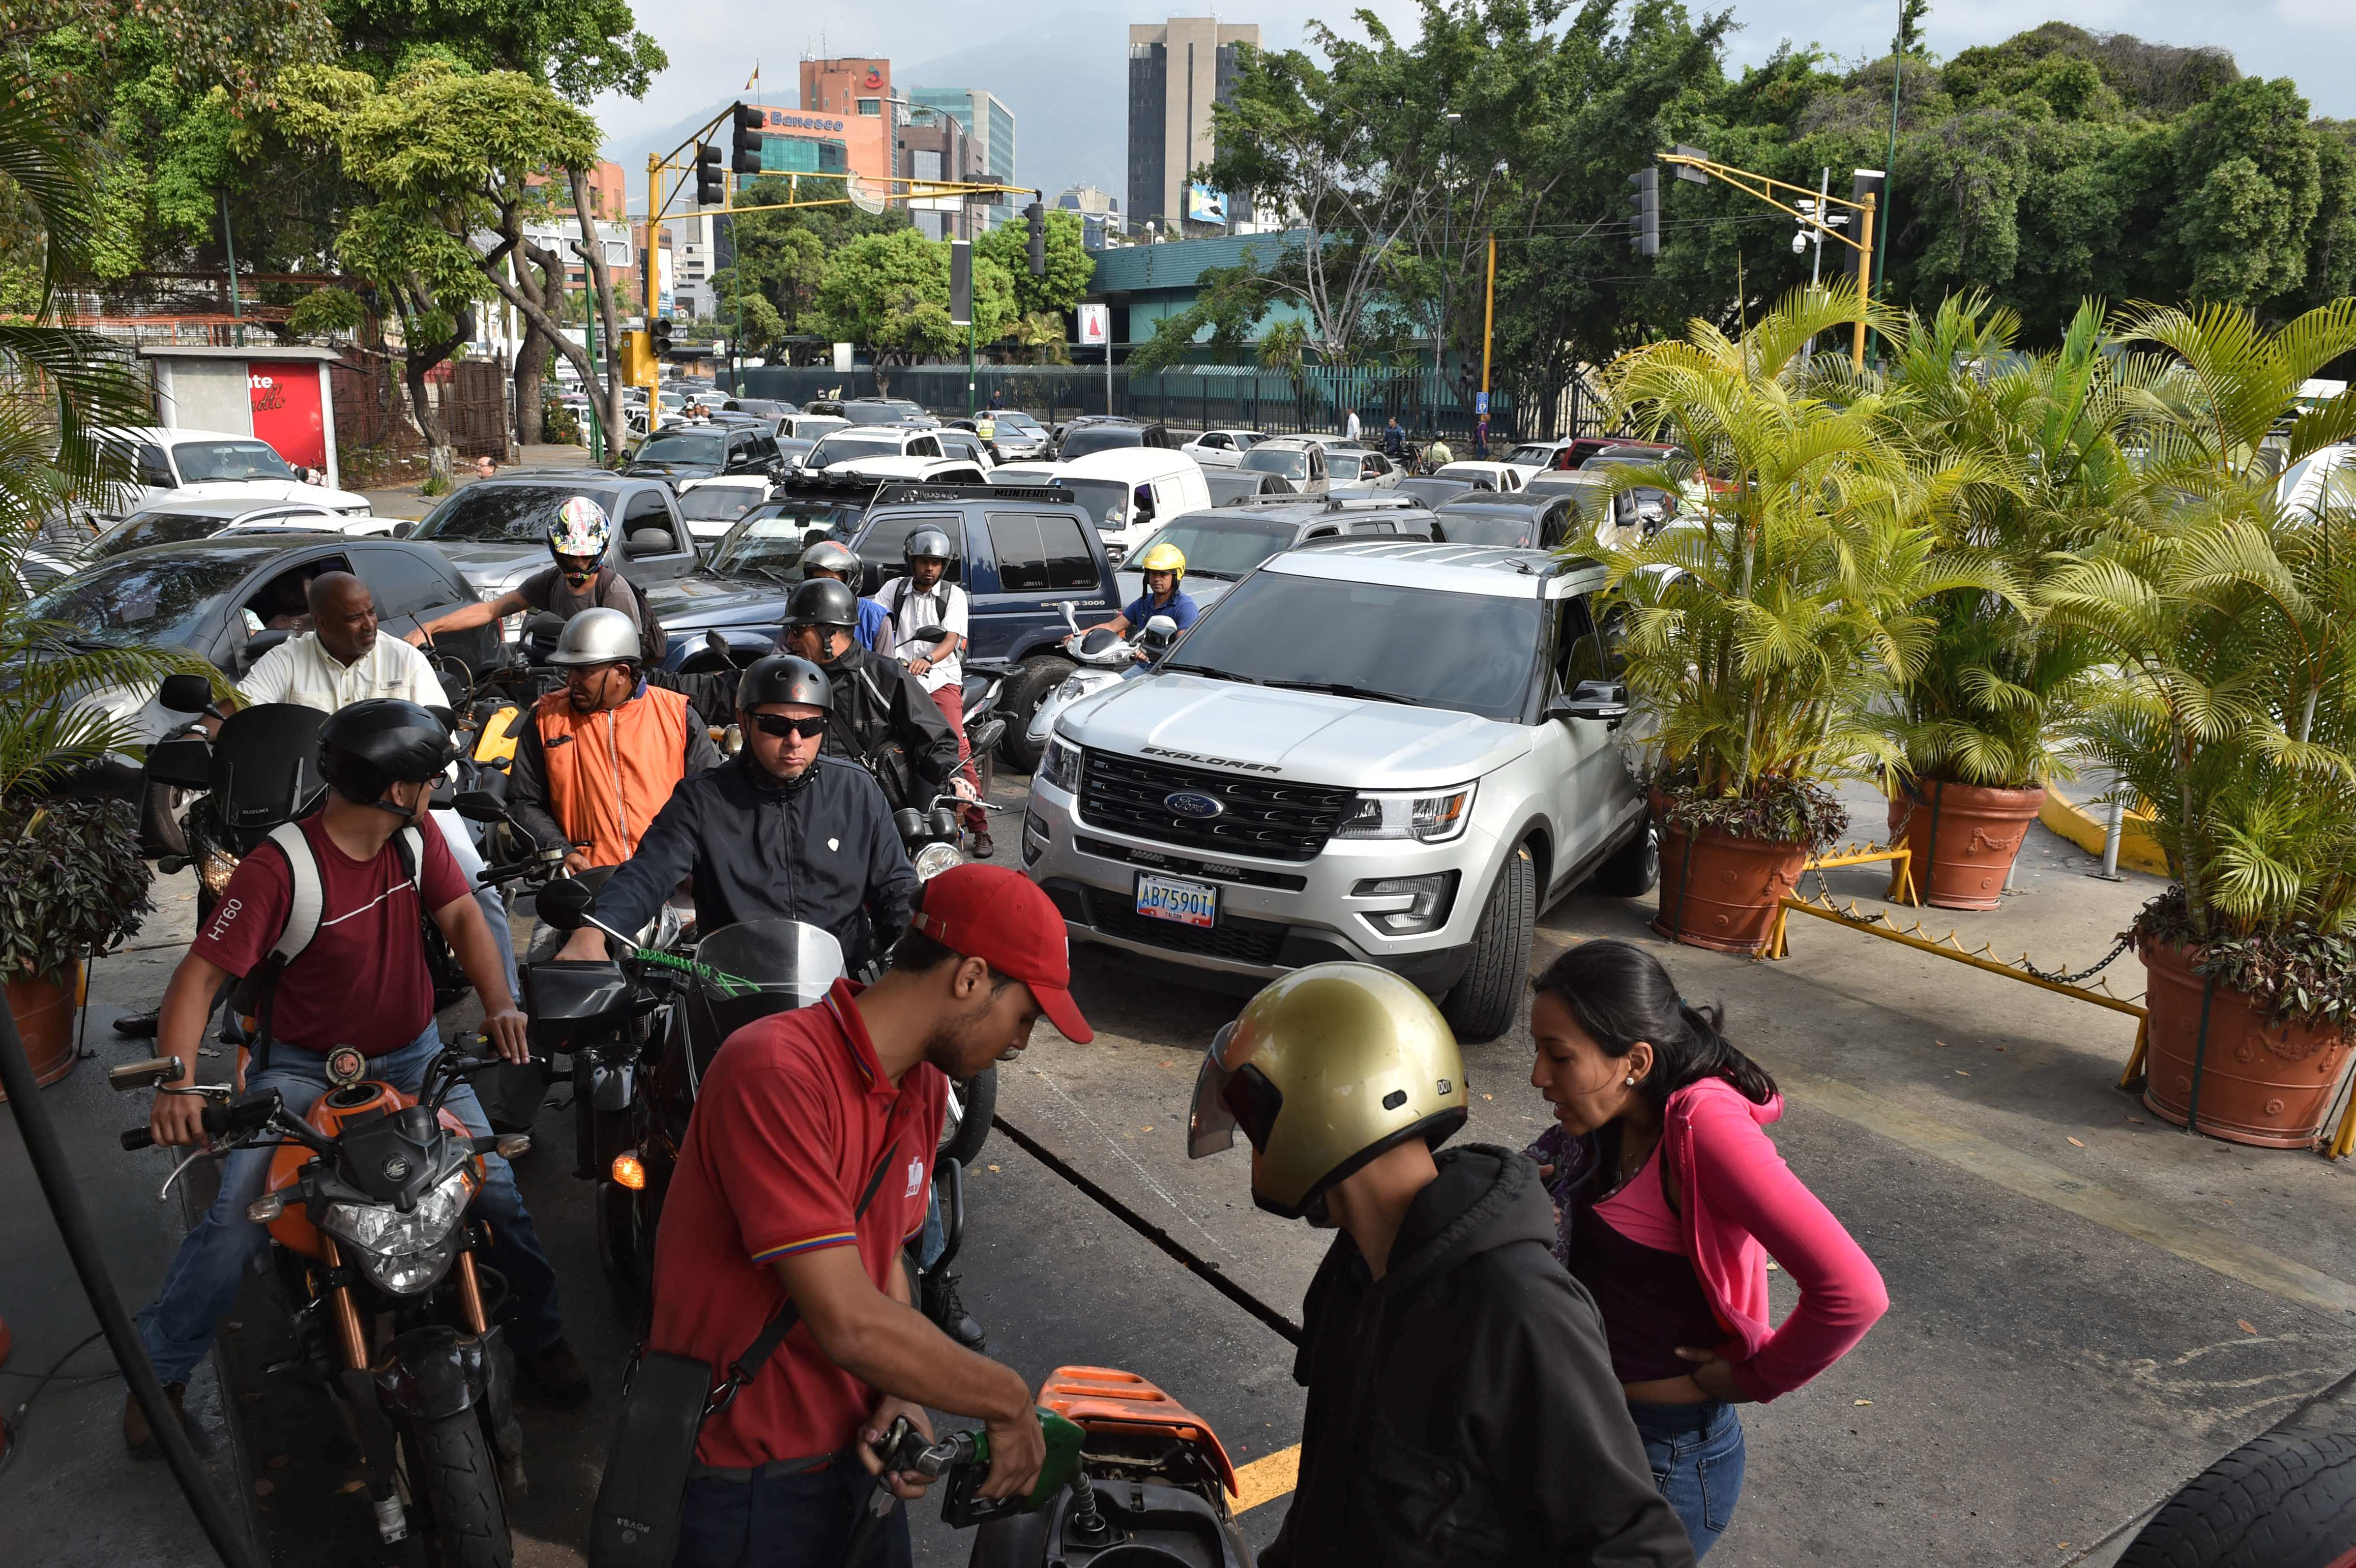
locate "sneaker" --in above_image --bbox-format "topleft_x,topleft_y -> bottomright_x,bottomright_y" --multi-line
921,1269 -> 987,1353
123,1382 -> 201,1458
516,1339 -> 591,1408
971,832 -> 994,861
112,1008 -> 160,1039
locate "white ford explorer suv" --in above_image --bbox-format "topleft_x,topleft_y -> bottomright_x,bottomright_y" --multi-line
1020,539 -> 1658,1040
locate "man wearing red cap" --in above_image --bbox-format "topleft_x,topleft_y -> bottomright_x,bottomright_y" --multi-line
652,862 -> 1094,1568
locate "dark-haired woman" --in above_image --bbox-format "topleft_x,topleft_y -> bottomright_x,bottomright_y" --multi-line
1524,939 -> 1888,1557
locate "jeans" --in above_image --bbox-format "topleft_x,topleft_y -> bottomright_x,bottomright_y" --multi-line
135,1023 -> 564,1385
1628,1400 -> 1745,1559
676,1461 -> 908,1568
925,685 -> 987,834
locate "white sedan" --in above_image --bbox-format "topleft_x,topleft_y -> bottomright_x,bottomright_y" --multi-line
1180,429 -> 1268,467
1430,460 -> 1526,493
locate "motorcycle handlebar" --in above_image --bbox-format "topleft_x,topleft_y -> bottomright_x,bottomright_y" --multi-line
120,1099 -> 240,1152
121,1126 -> 154,1150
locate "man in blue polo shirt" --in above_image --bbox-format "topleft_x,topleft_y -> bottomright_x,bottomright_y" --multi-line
1071,540 -> 1196,663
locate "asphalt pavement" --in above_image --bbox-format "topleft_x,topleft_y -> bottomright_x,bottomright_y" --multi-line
11,772 -> 2356,1567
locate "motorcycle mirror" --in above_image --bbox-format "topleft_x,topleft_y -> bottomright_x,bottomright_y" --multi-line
909,624 -> 948,643
450,789 -> 509,824
1142,614 -> 1179,638
158,673 -> 216,714
704,630 -> 730,660
535,877 -> 594,931
523,610 -> 566,642
109,1056 -> 183,1092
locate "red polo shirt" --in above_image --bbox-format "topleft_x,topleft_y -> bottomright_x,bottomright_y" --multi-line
648,978 -> 947,1468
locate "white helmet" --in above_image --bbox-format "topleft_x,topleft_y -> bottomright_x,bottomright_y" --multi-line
549,495 -> 610,559
549,607 -> 641,668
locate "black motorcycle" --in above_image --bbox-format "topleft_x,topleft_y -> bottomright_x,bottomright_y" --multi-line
146,674 -> 329,920
112,1046 -> 535,1565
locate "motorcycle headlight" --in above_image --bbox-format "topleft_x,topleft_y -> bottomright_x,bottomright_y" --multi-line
912,841 -> 964,880
353,1239 -> 459,1295
1039,733 -> 1083,794
323,1168 -> 472,1263
1333,783 -> 1477,844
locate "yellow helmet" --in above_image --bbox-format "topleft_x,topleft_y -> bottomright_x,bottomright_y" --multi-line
1135,540 -> 1187,582
1187,963 -> 1467,1221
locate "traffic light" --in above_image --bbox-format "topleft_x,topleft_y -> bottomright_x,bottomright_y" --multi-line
620,330 -> 656,390
694,142 -> 725,207
1626,166 -> 1660,258
651,317 -> 674,361
1025,200 -> 1046,277
731,102 -> 764,177
949,240 -> 973,328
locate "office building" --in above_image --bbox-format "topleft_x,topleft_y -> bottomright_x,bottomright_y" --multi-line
1057,183 -> 1124,250
907,86 -> 1016,231
899,112 -> 983,241
1127,18 -> 1257,238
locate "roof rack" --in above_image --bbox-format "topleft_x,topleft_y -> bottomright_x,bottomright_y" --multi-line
1226,491 -> 1423,512
871,481 -> 1081,506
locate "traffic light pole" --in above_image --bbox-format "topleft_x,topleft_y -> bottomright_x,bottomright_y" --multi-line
1654,152 -> 1877,370
1479,233 -> 1496,446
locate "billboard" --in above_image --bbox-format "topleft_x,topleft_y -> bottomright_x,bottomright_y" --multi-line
1186,185 -> 1228,226
248,365 -> 326,473
1077,304 -> 1109,347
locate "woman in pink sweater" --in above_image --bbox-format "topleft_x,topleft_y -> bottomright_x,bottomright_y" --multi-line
1524,939 -> 1888,1557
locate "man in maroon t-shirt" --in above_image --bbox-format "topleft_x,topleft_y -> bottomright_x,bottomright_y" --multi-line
126,701 -> 583,1457
655,864 -> 1094,1568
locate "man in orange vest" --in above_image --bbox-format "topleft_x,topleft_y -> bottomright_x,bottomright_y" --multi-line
508,608 -> 722,872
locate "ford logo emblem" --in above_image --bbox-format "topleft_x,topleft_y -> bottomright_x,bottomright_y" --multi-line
1164,790 -> 1224,819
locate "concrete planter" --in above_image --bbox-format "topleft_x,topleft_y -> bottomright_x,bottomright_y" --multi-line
2139,939 -> 2353,1148
2,963 -> 82,1099
1889,780 -> 2047,911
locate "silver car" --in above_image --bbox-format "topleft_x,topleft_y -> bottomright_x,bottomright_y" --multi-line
1021,540 -> 1657,1041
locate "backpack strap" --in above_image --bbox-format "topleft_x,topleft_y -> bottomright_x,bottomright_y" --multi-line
244,822 -> 325,1074
387,825 -> 428,896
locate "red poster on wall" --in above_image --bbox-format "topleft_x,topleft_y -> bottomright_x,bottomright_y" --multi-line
247,363 -> 326,472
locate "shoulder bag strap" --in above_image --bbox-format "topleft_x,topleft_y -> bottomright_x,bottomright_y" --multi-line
708,1139 -> 902,1413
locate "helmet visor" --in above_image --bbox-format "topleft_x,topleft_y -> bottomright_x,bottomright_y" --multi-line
1187,1023 -> 1282,1159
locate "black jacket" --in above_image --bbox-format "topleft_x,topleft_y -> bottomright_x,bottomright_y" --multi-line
654,647 -> 958,811
587,751 -> 919,970
1264,1146 -> 1697,1568
504,686 -> 722,859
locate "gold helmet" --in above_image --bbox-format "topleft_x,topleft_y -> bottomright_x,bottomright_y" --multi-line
1135,540 -> 1187,583
1187,963 -> 1467,1221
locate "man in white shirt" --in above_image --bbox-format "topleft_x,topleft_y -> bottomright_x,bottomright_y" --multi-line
1344,407 -> 1363,442
875,528 -> 990,854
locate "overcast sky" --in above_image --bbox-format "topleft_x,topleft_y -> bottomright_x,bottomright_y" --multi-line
595,1 -> 2354,200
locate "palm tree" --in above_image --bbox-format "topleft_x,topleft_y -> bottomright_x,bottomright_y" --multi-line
1579,282 -> 2006,848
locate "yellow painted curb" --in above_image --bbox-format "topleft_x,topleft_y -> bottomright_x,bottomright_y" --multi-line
2039,784 -> 2171,877
1233,1444 -> 1301,1514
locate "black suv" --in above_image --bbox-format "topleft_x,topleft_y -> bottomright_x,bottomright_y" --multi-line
847,483 -> 1121,771
1054,417 -> 1180,459
621,423 -> 787,484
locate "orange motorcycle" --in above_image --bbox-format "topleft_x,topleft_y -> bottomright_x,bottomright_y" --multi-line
115,1045 -> 532,1566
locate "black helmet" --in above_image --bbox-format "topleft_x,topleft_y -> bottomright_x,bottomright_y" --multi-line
902,526 -> 955,565
738,654 -> 832,713
318,699 -> 454,814
786,576 -> 860,631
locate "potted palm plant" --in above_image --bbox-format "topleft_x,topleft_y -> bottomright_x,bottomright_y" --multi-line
1583,285 -> 2001,953
1878,298 -> 2123,909
2051,299 -> 2356,1147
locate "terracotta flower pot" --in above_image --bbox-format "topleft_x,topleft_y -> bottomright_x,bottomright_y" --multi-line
1888,780 -> 2046,911
1653,815 -> 1808,955
1,964 -> 81,1101
2139,940 -> 2353,1148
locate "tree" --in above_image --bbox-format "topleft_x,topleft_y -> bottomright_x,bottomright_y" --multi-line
815,227 -> 1015,382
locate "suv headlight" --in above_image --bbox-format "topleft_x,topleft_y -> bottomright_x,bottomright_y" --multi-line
1333,784 -> 1477,844
1039,733 -> 1083,793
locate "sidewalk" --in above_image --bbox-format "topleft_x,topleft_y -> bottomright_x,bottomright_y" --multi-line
361,441 -> 595,520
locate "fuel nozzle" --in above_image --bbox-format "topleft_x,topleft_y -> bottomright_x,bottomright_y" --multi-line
1064,1469 -> 1118,1549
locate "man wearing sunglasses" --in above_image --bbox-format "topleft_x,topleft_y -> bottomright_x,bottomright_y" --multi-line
555,654 -> 918,973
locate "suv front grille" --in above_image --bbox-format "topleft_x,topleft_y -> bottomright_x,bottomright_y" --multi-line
1078,751 -> 1353,863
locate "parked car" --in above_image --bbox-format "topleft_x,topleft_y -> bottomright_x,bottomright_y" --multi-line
1580,442 -> 1688,472
1056,417 -> 1181,460
779,412 -> 851,442
828,456 -> 991,487
6,542 -> 76,598
982,410 -> 1051,460
1393,476 -> 1485,510
843,398 -> 935,427
932,427 -> 998,471
82,497 -> 398,560
1239,436 -> 1333,496
15,534 -> 493,763
1324,447 -> 1404,490
1117,495 -> 1439,614
805,426 -> 953,472
1181,429 -> 1268,467
672,476 -> 778,543
1021,540 -> 1655,1038
621,423 -> 787,484
1431,460 -> 1526,493
92,426 -> 372,520
1206,469 -> 1297,506
846,481 -> 1121,770
1431,493 -> 1589,551
407,470 -> 700,614
2277,440 -> 2355,520
1512,436 -> 1671,476
1527,470 -> 1677,539
720,397 -> 800,423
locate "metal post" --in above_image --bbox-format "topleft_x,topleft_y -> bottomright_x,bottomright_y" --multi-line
966,320 -> 976,418
218,191 -> 244,348
1106,333 -> 1114,417
582,292 -> 605,463
2097,796 -> 2126,881
1850,194 -> 1876,371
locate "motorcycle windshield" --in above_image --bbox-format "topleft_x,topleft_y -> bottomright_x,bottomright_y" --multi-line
211,704 -> 328,850
688,920 -> 849,1046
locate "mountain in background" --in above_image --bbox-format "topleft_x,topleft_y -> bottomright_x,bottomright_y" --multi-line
598,9 -> 1131,217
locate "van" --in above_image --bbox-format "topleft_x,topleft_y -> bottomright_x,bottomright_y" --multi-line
991,448 -> 1214,563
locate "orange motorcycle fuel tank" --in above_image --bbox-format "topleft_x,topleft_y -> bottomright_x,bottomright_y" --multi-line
266,1075 -> 479,1260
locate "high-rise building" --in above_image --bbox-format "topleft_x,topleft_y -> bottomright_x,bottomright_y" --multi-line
898,112 -> 982,241
907,87 -> 1017,231
1127,18 -> 1257,238
788,57 -> 897,186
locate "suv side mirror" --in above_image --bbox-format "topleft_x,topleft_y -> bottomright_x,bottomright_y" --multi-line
241,629 -> 292,670
1549,679 -> 1629,724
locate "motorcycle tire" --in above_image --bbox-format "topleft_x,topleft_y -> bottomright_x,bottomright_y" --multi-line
2118,1426 -> 2356,1568
997,655 -> 1077,775
939,1067 -> 996,1166
597,1178 -> 652,1322
140,779 -> 189,861
404,1409 -> 513,1568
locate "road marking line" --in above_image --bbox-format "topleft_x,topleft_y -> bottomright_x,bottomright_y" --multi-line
1763,1059 -> 2356,1319
1232,1444 -> 1300,1514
